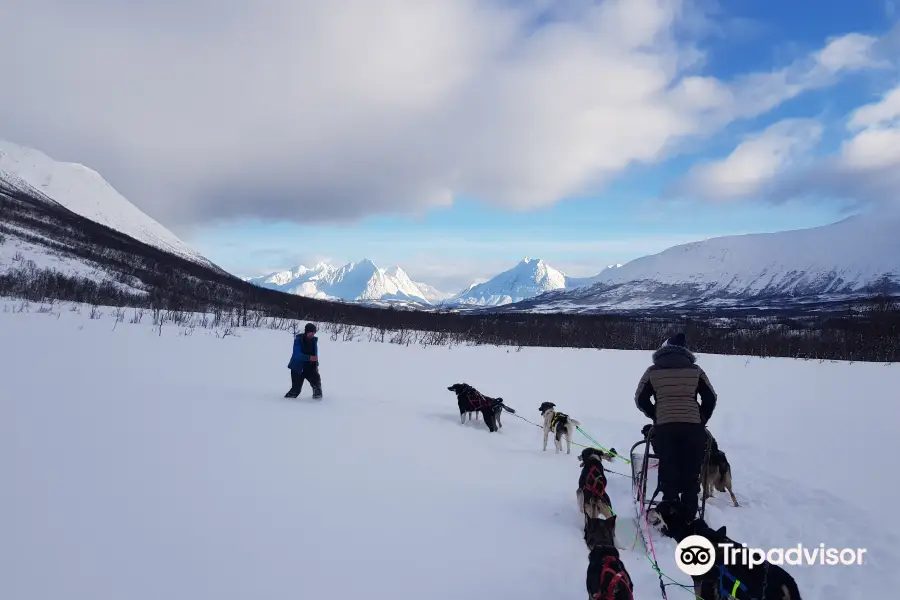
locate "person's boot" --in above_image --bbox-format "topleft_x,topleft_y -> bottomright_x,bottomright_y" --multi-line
284,389 -> 299,398
312,386 -> 323,399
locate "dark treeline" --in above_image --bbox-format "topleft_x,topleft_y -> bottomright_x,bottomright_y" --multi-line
3,184 -> 900,363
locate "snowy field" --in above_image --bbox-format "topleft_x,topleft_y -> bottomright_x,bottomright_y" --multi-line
2,299 -> 898,599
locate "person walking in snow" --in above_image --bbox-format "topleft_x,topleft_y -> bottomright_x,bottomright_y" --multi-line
285,323 -> 322,399
633,332 -> 716,519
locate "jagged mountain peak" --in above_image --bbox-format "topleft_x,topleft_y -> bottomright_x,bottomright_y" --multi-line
246,258 -> 449,305
448,258 -> 571,307
346,257 -> 379,271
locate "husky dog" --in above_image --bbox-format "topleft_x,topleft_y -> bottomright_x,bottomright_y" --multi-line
649,502 -> 802,600
577,447 -> 617,523
539,401 -> 581,454
447,384 -> 515,432
584,516 -> 634,600
702,432 -> 739,507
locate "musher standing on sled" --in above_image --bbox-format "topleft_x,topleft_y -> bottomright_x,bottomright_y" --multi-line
285,323 -> 322,399
633,332 -> 716,519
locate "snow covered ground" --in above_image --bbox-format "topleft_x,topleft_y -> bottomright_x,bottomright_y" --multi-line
2,299 -> 897,599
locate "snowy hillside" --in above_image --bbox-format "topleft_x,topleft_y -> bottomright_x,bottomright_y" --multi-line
0,140 -> 214,270
564,263 -> 624,290
448,258 -> 605,306
247,259 -> 447,304
2,300 -> 895,600
509,215 -> 900,312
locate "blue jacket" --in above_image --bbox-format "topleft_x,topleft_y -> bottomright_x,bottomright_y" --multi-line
288,334 -> 318,371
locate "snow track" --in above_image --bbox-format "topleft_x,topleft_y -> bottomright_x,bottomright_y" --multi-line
2,301 -> 897,599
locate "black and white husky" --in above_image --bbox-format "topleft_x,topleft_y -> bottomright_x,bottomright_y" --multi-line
539,401 -> 581,453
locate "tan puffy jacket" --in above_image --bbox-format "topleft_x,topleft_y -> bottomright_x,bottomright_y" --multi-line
634,344 -> 717,426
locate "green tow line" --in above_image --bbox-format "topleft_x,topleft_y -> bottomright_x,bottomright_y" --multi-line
577,426 -> 631,464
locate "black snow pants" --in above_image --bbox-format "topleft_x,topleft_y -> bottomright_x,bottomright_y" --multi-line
653,422 -> 707,518
286,363 -> 322,397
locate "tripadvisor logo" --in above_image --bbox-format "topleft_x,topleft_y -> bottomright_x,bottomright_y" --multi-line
674,535 -> 867,576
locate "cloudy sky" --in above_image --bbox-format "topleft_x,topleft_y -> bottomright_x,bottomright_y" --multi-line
2,0 -> 899,293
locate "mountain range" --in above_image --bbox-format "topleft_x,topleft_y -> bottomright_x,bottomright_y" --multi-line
446,258 -> 622,306
500,213 -> 900,313
244,260 -> 452,305
2,137 -> 898,314
245,256 -> 626,306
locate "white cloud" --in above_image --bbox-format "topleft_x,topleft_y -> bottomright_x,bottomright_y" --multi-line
0,0 -> 888,228
675,119 -> 824,200
840,83 -> 900,171
814,33 -> 883,72
681,79 -> 900,209
847,85 -> 900,130
840,128 -> 900,170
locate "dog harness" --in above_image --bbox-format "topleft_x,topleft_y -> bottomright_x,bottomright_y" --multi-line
592,555 -> 633,600
583,465 -> 607,498
551,412 -> 569,429
716,563 -> 760,599
467,389 -> 491,410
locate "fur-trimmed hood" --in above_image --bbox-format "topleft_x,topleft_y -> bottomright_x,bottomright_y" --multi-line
651,343 -> 696,368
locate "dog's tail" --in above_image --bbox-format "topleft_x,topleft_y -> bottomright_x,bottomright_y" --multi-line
569,418 -> 582,428
718,466 -> 732,492
500,404 -> 516,414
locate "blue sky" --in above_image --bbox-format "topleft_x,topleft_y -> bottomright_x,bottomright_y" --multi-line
4,0 -> 898,293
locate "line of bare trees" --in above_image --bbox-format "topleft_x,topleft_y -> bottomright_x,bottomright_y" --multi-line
3,257 -> 900,362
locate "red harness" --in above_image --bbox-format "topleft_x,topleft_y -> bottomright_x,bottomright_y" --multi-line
584,465 -> 607,497
592,556 -> 633,600
467,390 -> 491,410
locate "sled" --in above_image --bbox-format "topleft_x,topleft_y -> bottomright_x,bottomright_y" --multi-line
630,427 -> 715,525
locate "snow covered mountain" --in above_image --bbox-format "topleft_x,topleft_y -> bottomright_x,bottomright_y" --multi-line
505,214 -> 900,313
412,280 -> 454,304
449,258 -> 567,306
246,259 -> 449,304
447,258 -> 609,307
564,264 -> 624,290
0,139 -> 214,269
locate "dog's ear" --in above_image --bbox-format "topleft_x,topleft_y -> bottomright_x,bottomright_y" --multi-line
716,526 -> 726,536
605,514 -> 617,528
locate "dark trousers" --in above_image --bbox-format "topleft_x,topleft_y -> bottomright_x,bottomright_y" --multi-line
286,364 -> 321,397
653,422 -> 707,518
